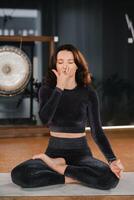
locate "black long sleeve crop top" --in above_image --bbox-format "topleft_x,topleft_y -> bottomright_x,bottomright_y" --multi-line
38,84 -> 117,163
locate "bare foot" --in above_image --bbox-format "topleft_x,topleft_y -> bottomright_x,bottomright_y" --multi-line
52,157 -> 66,166
32,153 -> 66,166
42,154 -> 67,175
65,176 -> 81,184
32,153 -> 80,184
44,155 -> 66,166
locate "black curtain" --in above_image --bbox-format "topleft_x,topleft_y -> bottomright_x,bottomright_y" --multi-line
42,0 -> 103,81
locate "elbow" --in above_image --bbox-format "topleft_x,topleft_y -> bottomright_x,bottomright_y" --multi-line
91,129 -> 105,144
38,110 -> 50,125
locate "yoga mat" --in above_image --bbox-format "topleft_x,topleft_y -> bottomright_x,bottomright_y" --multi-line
0,172 -> 133,196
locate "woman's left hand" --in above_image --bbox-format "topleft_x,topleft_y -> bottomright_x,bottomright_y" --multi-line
109,159 -> 124,179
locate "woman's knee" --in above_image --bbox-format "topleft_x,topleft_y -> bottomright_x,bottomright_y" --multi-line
98,163 -> 120,190
11,166 -> 27,188
11,160 -> 35,188
86,166 -> 120,190
108,172 -> 120,189
99,171 -> 120,190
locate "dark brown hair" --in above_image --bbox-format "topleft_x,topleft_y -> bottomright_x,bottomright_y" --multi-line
43,44 -> 92,88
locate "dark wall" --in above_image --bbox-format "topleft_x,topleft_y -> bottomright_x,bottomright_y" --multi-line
42,0 -> 103,80
0,0 -> 134,125
0,0 -> 41,9
102,0 -> 134,83
1,0 -> 134,82
100,0 -> 134,125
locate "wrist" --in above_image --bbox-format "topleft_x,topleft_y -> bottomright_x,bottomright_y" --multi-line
108,158 -> 117,165
56,85 -> 64,91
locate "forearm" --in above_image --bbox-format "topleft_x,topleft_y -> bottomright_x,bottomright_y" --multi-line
91,129 -> 117,162
87,86 -> 117,163
39,86 -> 63,124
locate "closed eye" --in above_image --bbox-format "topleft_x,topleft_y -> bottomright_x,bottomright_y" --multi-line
68,62 -> 74,64
57,61 -> 63,64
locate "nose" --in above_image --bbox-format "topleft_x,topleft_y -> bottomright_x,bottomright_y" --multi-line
63,65 -> 67,69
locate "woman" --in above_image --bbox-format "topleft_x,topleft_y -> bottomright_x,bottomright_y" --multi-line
11,44 -> 124,190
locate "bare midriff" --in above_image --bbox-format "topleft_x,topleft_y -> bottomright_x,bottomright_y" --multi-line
50,131 -> 86,138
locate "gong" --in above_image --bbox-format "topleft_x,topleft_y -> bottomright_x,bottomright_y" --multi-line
0,46 -> 32,96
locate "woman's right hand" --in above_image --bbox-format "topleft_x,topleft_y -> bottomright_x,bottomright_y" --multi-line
109,159 -> 124,179
52,67 -> 70,90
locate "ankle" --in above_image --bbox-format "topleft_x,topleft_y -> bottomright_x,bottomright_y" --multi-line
65,176 -> 79,184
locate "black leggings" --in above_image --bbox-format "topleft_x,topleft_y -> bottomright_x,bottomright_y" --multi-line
11,136 -> 119,190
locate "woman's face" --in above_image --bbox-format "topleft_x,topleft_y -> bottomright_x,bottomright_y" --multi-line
56,50 -> 78,77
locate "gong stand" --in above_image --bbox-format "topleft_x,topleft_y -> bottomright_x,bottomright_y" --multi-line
0,36 -> 55,125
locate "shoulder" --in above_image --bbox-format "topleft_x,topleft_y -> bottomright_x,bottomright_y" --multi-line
85,84 -> 99,103
38,83 -> 53,97
86,84 -> 97,96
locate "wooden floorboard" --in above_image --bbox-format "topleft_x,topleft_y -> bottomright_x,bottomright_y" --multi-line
0,128 -> 133,199
0,129 -> 134,172
0,125 -> 49,138
0,196 -> 134,200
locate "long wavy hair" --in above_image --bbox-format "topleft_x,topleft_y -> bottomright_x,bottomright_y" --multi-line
43,44 -> 92,88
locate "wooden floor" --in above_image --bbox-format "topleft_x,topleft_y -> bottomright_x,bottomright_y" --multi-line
0,129 -> 134,172
0,128 -> 134,200
1,197 -> 134,200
